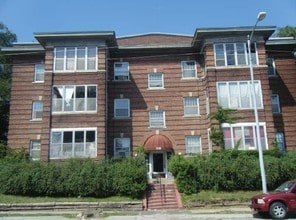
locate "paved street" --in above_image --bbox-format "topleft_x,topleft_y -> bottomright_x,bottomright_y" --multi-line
0,209 -> 295,220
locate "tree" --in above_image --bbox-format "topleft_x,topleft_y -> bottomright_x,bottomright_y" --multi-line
276,26 -> 296,38
0,22 -> 17,144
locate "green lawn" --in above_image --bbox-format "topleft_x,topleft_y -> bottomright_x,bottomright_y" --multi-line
181,190 -> 261,207
0,190 -> 260,206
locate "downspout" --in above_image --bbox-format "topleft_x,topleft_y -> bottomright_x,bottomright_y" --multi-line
105,47 -> 109,160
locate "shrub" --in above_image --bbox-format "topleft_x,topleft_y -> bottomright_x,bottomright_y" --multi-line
0,156 -> 148,198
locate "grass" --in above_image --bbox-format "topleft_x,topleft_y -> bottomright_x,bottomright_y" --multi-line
0,194 -> 140,204
181,190 -> 261,207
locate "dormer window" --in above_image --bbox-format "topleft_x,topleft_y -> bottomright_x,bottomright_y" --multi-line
114,62 -> 129,80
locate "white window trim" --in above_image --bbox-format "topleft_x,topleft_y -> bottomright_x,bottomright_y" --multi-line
181,60 -> 197,79
32,101 -> 43,120
34,63 -> 45,82
183,96 -> 200,117
52,85 -> 97,113
216,80 -> 263,109
114,62 -> 130,81
114,98 -> 130,118
114,137 -> 131,158
185,135 -> 202,154
50,127 -> 97,159
53,47 -> 98,72
148,73 -> 164,90
149,110 -> 166,128
222,122 -> 268,150
214,43 -> 258,67
30,140 -> 41,161
271,94 -> 281,113
267,58 -> 277,77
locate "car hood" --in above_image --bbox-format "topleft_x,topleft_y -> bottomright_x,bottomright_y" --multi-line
252,191 -> 286,199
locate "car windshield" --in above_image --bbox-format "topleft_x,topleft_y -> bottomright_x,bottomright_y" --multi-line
274,181 -> 295,192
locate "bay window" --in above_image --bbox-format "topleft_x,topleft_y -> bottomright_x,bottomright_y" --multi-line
222,123 -> 267,150
217,81 -> 263,109
214,43 -> 257,67
50,128 -> 96,159
52,85 -> 96,113
54,47 -> 97,71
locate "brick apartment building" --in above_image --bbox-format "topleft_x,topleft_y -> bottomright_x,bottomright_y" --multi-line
2,26 -> 296,179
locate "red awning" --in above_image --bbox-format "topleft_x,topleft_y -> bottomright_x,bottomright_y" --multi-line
144,134 -> 173,152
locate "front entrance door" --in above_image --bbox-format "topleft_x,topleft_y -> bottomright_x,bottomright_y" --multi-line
153,153 -> 164,173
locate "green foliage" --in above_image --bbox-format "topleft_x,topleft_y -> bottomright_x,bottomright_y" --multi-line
168,150 -> 296,193
210,107 -> 243,149
0,22 -> 16,143
276,26 -> 296,38
0,157 -> 148,198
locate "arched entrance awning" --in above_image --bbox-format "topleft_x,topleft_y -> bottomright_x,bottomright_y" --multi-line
144,134 -> 174,152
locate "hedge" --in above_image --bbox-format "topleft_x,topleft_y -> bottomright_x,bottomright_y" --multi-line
0,157 -> 148,199
168,150 -> 296,194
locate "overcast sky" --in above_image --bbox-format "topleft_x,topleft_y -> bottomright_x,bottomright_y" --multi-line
0,0 -> 295,42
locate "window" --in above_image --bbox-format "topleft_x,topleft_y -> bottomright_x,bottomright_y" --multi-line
217,81 -> 262,109
52,85 -> 96,113
181,61 -> 197,78
114,138 -> 130,158
114,62 -> 129,80
185,136 -> 201,154
50,128 -> 96,159
271,94 -> 280,113
148,73 -> 164,89
267,58 -> 276,76
275,132 -> 285,153
54,47 -> 97,71
32,101 -> 43,120
34,64 -> 45,82
184,96 -> 199,116
214,43 -> 257,67
149,111 -> 165,128
114,99 -> 130,118
222,123 -> 267,150
30,140 -> 40,160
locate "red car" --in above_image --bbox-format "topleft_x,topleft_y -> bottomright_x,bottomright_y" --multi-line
250,180 -> 296,219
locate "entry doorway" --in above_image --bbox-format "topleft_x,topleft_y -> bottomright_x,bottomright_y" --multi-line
147,151 -> 169,179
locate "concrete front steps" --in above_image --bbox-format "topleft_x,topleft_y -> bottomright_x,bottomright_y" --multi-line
144,178 -> 182,210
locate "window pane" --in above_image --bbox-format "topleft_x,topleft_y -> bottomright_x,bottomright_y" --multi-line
64,86 -> 74,111
52,132 -> 62,143
182,61 -> 196,78
32,101 -> 43,119
87,86 -> 96,98
87,47 -> 96,70
226,44 -> 235,65
217,83 -> 229,107
114,138 -> 130,157
75,131 -> 84,143
184,97 -> 198,115
77,47 -> 86,70
86,131 -> 95,142
223,127 -> 232,149
236,43 -> 246,65
149,73 -> 163,88
240,82 -> 251,108
63,131 -> 73,143
215,44 -> 225,66
55,48 -> 64,70
115,99 -> 129,117
66,48 -> 75,70
35,64 -> 45,82
114,62 -> 129,80
185,136 -> 201,154
229,82 -> 239,108
150,111 -> 164,127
